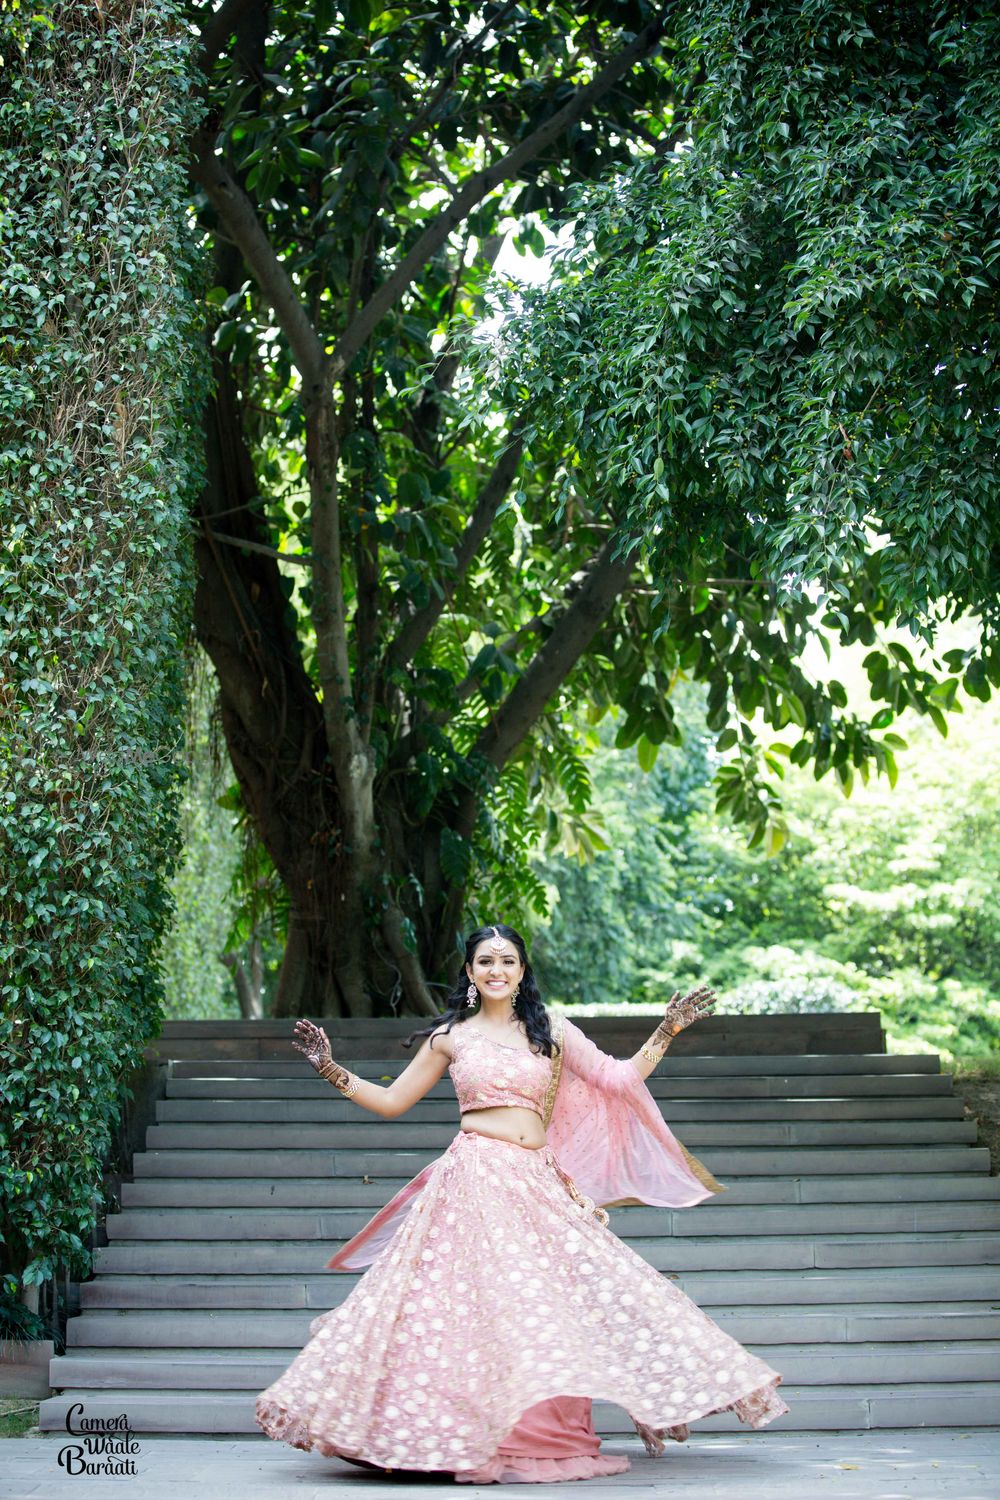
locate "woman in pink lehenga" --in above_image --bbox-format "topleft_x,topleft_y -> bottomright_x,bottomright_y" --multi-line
255,922 -> 790,1483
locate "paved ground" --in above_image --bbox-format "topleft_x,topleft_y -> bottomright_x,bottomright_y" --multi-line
2,1430 -> 998,1500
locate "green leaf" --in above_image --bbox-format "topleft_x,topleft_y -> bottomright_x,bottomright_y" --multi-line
764,820 -> 787,857
440,829 -> 472,886
397,471 -> 430,508
636,735 -> 659,772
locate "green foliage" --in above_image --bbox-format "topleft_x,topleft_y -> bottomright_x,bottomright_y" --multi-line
478,0 -> 1000,856
491,0 -> 1000,619
0,1 -> 208,1291
531,685 -> 717,1004
531,634 -> 1000,1064
0,1282 -> 47,1344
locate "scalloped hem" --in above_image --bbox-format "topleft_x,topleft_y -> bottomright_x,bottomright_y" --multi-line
255,1398 -> 453,1473
257,1379 -> 787,1481
455,1452 -> 631,1484
718,1373 -> 790,1430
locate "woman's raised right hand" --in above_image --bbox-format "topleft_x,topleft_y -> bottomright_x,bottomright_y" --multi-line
292,1018 -> 334,1074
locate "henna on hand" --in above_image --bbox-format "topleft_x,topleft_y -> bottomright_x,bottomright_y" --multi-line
643,984 -> 718,1062
292,1019 -> 358,1094
662,982 -> 717,1037
292,1018 -> 332,1072
293,1020 -> 364,1104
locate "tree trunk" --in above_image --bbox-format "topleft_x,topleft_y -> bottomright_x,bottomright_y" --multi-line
193,358 -> 374,1017
221,934 -> 265,1019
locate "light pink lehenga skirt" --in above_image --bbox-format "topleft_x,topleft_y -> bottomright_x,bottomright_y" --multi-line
255,1129 -> 789,1482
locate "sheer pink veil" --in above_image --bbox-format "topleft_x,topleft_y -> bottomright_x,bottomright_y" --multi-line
544,1014 -> 727,1209
326,1009 -> 725,1272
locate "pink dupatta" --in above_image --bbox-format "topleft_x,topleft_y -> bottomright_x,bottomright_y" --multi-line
326,1010 -> 726,1272
545,1014 -> 727,1209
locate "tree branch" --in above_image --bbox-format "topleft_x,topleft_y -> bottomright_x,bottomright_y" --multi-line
472,532 -> 638,773
201,527 -> 311,567
408,233 -> 507,455
390,2 -> 522,162
189,139 -> 328,395
384,427 -> 525,673
329,14 -> 669,377
381,902 -> 440,1017
429,532 -> 638,969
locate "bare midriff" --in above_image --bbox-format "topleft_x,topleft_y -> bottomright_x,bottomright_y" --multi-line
460,1105 -> 547,1150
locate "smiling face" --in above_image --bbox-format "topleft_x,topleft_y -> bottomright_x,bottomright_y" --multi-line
466,937 -> 525,1003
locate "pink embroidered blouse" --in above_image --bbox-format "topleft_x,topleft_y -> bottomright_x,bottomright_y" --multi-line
441,1023 -> 551,1118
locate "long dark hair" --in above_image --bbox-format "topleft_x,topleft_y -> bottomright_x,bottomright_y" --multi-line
401,922 -> 560,1058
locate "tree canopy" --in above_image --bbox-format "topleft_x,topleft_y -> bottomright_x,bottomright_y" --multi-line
478,0 -> 999,852
181,0 -> 998,1016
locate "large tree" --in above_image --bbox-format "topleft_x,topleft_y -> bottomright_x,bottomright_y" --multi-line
189,0 -> 684,1016
186,0 -> 998,1019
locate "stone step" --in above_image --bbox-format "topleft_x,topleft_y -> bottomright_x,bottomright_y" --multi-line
95,1214 -> 1000,1277
36,1380 -> 1000,1433
150,1014 -> 881,1038
150,1014 -> 884,1040
49,1339 -> 1000,1392
144,1118 -> 979,1150
58,1016 -> 999,1441
143,1013 -> 886,1062
155,1095 -> 967,1123
102,1202 -> 1000,1246
166,1071 -> 955,1099
60,1308 -> 1000,1356
64,1302 -> 1000,1350
79,1236 -> 1000,1303
131,1144 -> 991,1177
167,1052 -> 936,1079
64,1271 -> 1000,1345
117,1171 -> 1000,1211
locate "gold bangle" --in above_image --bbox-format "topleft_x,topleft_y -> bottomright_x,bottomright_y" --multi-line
640,1033 -> 674,1064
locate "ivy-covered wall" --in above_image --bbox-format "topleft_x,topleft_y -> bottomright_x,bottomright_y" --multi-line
0,0 -> 208,1302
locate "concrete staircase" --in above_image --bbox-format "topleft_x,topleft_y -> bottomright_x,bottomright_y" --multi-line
40,1014 -> 1000,1435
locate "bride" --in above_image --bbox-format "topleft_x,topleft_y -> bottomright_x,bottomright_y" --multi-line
255,921 -> 789,1483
